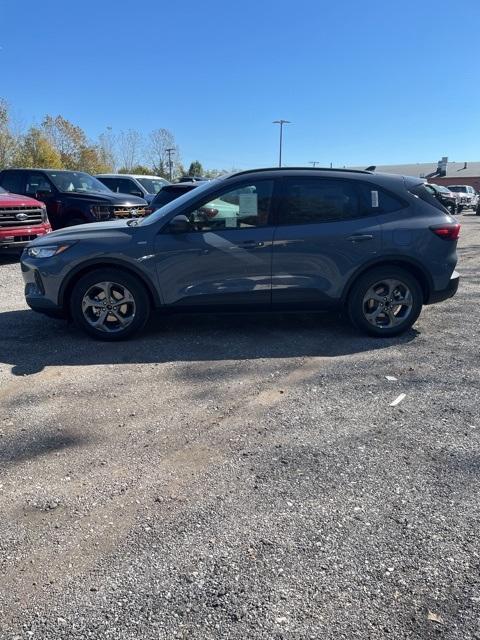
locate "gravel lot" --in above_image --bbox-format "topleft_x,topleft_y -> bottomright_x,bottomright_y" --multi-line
0,214 -> 479,639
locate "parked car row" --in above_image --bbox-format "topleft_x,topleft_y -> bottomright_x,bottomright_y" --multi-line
425,182 -> 479,215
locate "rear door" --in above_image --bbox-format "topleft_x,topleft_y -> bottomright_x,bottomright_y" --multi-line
272,177 -> 382,307
153,179 -> 276,307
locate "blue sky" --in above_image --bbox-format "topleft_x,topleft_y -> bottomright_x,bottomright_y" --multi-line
1,0 -> 479,170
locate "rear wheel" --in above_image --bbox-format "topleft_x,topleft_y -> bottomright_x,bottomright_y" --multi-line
70,268 -> 150,340
347,267 -> 423,337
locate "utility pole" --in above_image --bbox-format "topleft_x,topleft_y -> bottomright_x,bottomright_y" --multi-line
273,120 -> 291,167
166,147 -> 175,181
309,161 -> 320,167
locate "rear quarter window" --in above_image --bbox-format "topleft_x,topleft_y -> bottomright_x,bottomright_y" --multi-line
409,184 -> 449,213
358,183 -> 407,215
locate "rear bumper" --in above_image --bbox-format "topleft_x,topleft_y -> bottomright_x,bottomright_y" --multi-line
426,271 -> 459,304
0,223 -> 51,251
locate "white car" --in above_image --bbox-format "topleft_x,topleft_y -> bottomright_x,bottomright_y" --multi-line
446,185 -> 479,210
96,174 -> 170,204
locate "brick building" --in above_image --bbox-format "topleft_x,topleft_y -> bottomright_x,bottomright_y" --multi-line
352,158 -> 480,191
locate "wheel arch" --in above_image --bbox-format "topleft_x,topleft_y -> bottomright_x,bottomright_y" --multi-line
341,257 -> 432,306
59,259 -> 161,313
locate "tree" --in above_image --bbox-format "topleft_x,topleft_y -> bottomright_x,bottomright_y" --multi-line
118,164 -> 152,175
147,128 -> 179,179
117,129 -> 143,172
77,145 -> 114,174
188,160 -> 204,176
0,99 -> 18,168
97,128 -> 116,172
42,115 -> 87,169
14,127 -> 63,168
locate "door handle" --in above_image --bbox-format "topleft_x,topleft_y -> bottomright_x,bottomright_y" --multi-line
346,234 -> 374,243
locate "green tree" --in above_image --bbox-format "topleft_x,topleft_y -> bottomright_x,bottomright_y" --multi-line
188,160 -> 204,176
14,127 -> 63,168
118,164 -> 153,175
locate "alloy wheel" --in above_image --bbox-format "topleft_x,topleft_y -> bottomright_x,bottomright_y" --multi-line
362,278 -> 413,329
81,281 -> 136,333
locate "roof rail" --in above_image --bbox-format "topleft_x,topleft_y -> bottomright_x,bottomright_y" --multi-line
225,167 -> 373,179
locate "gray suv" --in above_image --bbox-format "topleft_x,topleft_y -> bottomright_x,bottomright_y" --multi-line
20,168 -> 460,340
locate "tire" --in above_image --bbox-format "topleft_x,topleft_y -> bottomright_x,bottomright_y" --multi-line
70,268 -> 150,341
347,267 -> 423,337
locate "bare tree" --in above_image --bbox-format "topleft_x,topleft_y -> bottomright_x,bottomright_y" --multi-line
117,129 -> 143,172
97,127 -> 117,171
147,128 -> 180,178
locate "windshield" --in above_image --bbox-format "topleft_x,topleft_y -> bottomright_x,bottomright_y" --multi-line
140,179 -> 219,225
47,171 -> 112,194
447,186 -> 466,193
137,177 -> 169,194
435,186 -> 451,194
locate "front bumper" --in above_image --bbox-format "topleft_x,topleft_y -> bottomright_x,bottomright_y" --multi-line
426,271 -> 459,304
0,223 -> 51,251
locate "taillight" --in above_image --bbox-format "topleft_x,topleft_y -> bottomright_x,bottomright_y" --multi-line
430,224 -> 461,240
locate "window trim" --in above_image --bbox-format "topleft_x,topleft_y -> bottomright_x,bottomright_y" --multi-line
161,178 -> 279,234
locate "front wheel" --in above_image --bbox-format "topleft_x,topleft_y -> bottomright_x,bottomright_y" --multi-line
347,267 -> 423,337
70,268 -> 150,340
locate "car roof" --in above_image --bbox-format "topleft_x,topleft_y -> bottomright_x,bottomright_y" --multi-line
95,173 -> 167,180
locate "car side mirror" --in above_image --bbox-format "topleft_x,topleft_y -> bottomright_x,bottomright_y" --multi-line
167,214 -> 191,233
131,190 -> 144,198
35,189 -> 52,199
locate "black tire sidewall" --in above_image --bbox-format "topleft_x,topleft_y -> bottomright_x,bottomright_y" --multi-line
348,267 -> 423,337
70,268 -> 150,340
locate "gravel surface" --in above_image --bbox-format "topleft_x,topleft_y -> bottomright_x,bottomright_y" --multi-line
0,214 -> 479,639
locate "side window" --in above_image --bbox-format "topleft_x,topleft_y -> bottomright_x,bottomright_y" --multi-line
98,178 -> 118,192
358,182 -> 407,214
185,180 -> 274,231
25,173 -> 53,196
280,178 -> 361,225
118,179 -> 138,194
0,171 -> 24,194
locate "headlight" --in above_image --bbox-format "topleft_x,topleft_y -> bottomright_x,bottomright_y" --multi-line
26,244 -> 72,259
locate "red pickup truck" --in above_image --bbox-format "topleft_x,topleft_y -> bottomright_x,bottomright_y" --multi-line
0,187 -> 51,252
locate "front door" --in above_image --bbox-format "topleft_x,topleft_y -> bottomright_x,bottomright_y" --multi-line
272,177 -> 382,307
153,179 -> 276,307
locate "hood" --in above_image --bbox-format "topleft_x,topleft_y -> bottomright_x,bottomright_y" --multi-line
0,192 -> 43,208
62,190 -> 147,205
30,219 -> 132,245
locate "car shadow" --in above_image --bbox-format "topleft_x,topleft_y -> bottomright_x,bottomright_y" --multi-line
0,308 -> 419,376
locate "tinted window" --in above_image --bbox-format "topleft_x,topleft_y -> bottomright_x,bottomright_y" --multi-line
280,178 -> 360,224
182,180 -> 274,232
409,184 -> 449,213
0,171 -> 24,194
152,186 -> 196,209
25,173 -> 53,196
97,177 -> 118,191
357,183 -> 406,214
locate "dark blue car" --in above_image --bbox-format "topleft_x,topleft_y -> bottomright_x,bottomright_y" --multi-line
20,168 -> 460,340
